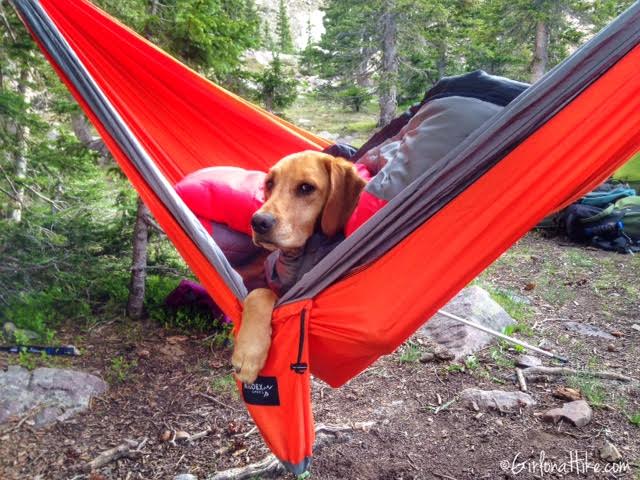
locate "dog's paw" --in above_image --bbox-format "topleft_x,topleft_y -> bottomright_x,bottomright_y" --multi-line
231,340 -> 269,384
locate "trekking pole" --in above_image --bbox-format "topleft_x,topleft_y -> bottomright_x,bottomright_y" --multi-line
437,309 -> 568,363
0,345 -> 80,356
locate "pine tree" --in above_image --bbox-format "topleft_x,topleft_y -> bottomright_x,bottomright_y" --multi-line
275,0 -> 295,54
262,20 -> 275,51
257,55 -> 298,112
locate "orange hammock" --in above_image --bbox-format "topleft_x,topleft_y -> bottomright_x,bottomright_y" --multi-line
13,0 -> 640,474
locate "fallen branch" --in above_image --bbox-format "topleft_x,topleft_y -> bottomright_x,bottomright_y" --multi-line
0,405 -> 43,435
80,438 -> 144,472
207,421 -> 376,480
0,185 -> 21,203
188,427 -> 212,443
521,366 -> 635,383
516,368 -> 528,392
25,184 -> 64,209
197,392 -> 239,411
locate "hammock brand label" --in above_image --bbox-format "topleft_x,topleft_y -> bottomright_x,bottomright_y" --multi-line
242,376 -> 280,406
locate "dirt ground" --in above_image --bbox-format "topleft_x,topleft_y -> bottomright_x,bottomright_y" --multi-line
1,231 -> 639,480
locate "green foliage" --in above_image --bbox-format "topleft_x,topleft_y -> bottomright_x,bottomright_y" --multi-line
171,0 -> 260,75
211,374 -> 237,395
261,20 -> 275,51
338,85 -> 373,112
398,342 -> 422,363
95,0 -> 261,79
627,412 -> 640,427
1,1 -> 248,338
464,354 -> 479,371
108,355 -> 138,384
489,345 -> 515,368
502,322 -> 534,338
488,287 -> 533,321
144,274 -> 231,335
256,55 -> 298,112
567,375 -> 607,408
17,349 -> 37,371
307,0 -> 631,110
275,0 -> 295,53
445,363 -> 464,373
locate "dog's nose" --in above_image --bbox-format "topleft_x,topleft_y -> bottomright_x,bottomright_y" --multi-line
251,212 -> 276,235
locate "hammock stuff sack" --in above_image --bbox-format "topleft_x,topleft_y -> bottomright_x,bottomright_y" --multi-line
12,0 -> 640,474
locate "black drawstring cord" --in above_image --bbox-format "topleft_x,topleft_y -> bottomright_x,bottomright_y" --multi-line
290,308 -> 308,374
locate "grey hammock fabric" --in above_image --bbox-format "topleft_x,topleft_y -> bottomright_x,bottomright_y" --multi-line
359,96 -> 504,201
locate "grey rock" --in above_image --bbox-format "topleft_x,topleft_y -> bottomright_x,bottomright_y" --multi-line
2,321 -> 16,336
317,130 -> 339,141
418,286 -> 516,359
600,441 -> 622,462
516,354 -> 542,369
419,352 -> 435,363
460,388 -> 535,412
541,400 -> 593,428
564,321 -> 615,340
2,322 -> 39,342
254,0 -> 324,51
174,475 -> 198,480
0,366 -> 107,427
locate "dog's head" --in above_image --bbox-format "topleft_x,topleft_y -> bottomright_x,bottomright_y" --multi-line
251,150 -> 366,253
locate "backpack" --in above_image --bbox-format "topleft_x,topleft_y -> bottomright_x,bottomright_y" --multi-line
579,185 -> 635,208
561,196 -> 640,253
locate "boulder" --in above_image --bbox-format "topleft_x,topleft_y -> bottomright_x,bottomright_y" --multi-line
516,354 -> 542,369
460,388 -> 535,412
418,286 -> 516,359
2,321 -> 40,342
0,366 -> 108,427
541,400 -> 593,427
564,321 -> 615,340
600,441 -> 623,462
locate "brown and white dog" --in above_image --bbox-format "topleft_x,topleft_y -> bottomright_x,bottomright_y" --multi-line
231,151 -> 366,384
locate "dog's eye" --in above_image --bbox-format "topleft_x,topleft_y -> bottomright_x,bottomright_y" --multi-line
297,183 -> 316,195
265,179 -> 274,191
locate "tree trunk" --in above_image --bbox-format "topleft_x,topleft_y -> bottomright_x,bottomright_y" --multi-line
125,0 -> 160,320
531,20 -> 549,83
149,0 -> 160,15
127,198 -> 150,320
377,1 -> 398,128
355,46 -> 375,88
71,112 -> 111,163
264,94 -> 274,113
9,69 -> 29,223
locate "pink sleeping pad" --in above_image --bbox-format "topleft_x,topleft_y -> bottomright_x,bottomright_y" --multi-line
175,163 -> 374,240
175,166 -> 266,236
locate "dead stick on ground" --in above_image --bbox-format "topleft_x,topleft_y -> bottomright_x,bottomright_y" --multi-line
433,473 -> 458,480
188,427 -> 212,443
521,366 -> 635,383
207,422 -> 376,480
516,368 -> 528,392
438,309 -> 568,363
197,392 -> 238,411
80,438 -> 143,472
0,405 -> 45,435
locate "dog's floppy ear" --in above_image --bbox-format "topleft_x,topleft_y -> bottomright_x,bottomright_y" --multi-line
320,156 -> 366,238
